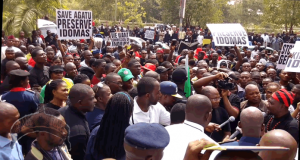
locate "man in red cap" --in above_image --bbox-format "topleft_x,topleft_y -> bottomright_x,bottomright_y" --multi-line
156,48 -> 164,65
266,89 -> 299,143
142,63 -> 156,77
1,35 -> 21,62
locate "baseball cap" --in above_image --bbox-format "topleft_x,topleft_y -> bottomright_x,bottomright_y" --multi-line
143,63 -> 156,71
118,68 -> 134,82
7,35 -> 15,39
156,66 -> 170,74
156,48 -> 164,54
217,49 -> 222,54
172,67 -> 187,83
49,65 -> 64,72
160,81 -> 182,98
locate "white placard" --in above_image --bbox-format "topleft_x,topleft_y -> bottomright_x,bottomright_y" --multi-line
277,43 -> 295,69
206,23 -> 249,46
145,30 -> 155,39
110,32 -> 129,47
284,41 -> 300,73
56,9 -> 93,40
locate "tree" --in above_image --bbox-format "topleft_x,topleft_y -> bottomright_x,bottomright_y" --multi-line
2,0 -> 62,37
263,0 -> 300,33
117,0 -> 146,26
161,0 -> 229,28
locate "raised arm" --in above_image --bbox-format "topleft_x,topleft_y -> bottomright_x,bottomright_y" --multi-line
234,45 -> 243,71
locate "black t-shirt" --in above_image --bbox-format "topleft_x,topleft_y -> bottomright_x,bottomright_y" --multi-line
45,103 -> 61,110
275,81 -> 295,91
206,107 -> 231,142
266,113 -> 299,143
1,58 -> 11,78
220,93 -> 241,133
140,58 -> 146,66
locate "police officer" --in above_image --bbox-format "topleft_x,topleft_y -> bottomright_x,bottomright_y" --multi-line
1,69 -> 39,118
1,69 -> 40,154
220,107 -> 264,146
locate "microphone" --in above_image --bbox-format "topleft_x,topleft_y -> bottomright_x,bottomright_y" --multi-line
229,127 -> 242,139
219,116 -> 235,128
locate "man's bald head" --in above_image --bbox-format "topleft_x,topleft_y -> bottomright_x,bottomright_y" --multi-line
144,71 -> 160,82
65,62 -> 76,70
6,61 -> 20,73
15,57 -> 28,70
0,102 -> 20,133
185,94 -> 212,127
200,86 -> 218,96
259,129 -> 297,160
245,84 -> 259,94
240,107 -> 264,137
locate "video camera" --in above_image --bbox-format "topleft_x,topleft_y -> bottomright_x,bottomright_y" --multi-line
217,77 -> 235,90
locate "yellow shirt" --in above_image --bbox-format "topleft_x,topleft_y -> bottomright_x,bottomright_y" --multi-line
26,53 -> 31,61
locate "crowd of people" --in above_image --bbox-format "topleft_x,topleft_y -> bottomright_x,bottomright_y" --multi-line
0,25 -> 299,160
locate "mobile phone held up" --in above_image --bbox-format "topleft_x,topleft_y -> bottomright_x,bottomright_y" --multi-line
171,39 -> 177,46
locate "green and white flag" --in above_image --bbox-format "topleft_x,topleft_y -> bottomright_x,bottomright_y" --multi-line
184,55 -> 191,98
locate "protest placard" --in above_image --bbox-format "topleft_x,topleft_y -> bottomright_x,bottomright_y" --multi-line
277,43 -> 295,69
110,32 -> 129,47
284,41 -> 300,73
145,30 -> 155,39
56,9 -> 93,40
206,23 -> 249,46
203,39 -> 211,45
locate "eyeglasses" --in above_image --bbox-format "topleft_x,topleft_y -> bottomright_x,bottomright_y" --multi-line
111,81 -> 123,86
74,59 -> 80,61
211,98 -> 221,102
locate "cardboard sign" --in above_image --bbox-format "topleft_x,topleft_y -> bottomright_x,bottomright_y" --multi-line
110,32 -> 129,47
56,10 -> 93,40
284,41 -> 300,73
277,43 -> 295,69
206,23 -> 249,46
203,39 -> 211,45
145,30 -> 155,39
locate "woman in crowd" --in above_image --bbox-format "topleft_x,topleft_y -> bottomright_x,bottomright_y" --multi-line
51,56 -> 63,66
44,79 -> 69,109
85,92 -> 133,160
40,65 -> 73,103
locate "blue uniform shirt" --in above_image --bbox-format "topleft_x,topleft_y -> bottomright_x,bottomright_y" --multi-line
221,136 -> 261,146
2,88 -> 39,118
86,108 -> 105,132
0,134 -> 24,160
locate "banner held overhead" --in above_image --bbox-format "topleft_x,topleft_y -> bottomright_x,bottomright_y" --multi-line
206,23 -> 249,47
56,9 -> 93,40
277,43 -> 295,70
284,41 -> 300,73
145,30 -> 155,40
110,32 -> 129,47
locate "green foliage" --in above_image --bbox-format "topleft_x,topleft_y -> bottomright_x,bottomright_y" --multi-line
2,0 -> 62,37
263,0 -> 300,33
117,0 -> 146,26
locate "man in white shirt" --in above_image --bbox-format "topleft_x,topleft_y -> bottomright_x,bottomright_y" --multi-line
197,32 -> 204,45
261,33 -> 270,47
251,46 -> 259,59
80,50 -> 93,67
1,36 -> 21,61
129,77 -> 170,125
162,94 -> 218,160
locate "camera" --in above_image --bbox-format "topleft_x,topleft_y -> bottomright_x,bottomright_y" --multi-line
217,77 -> 235,90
